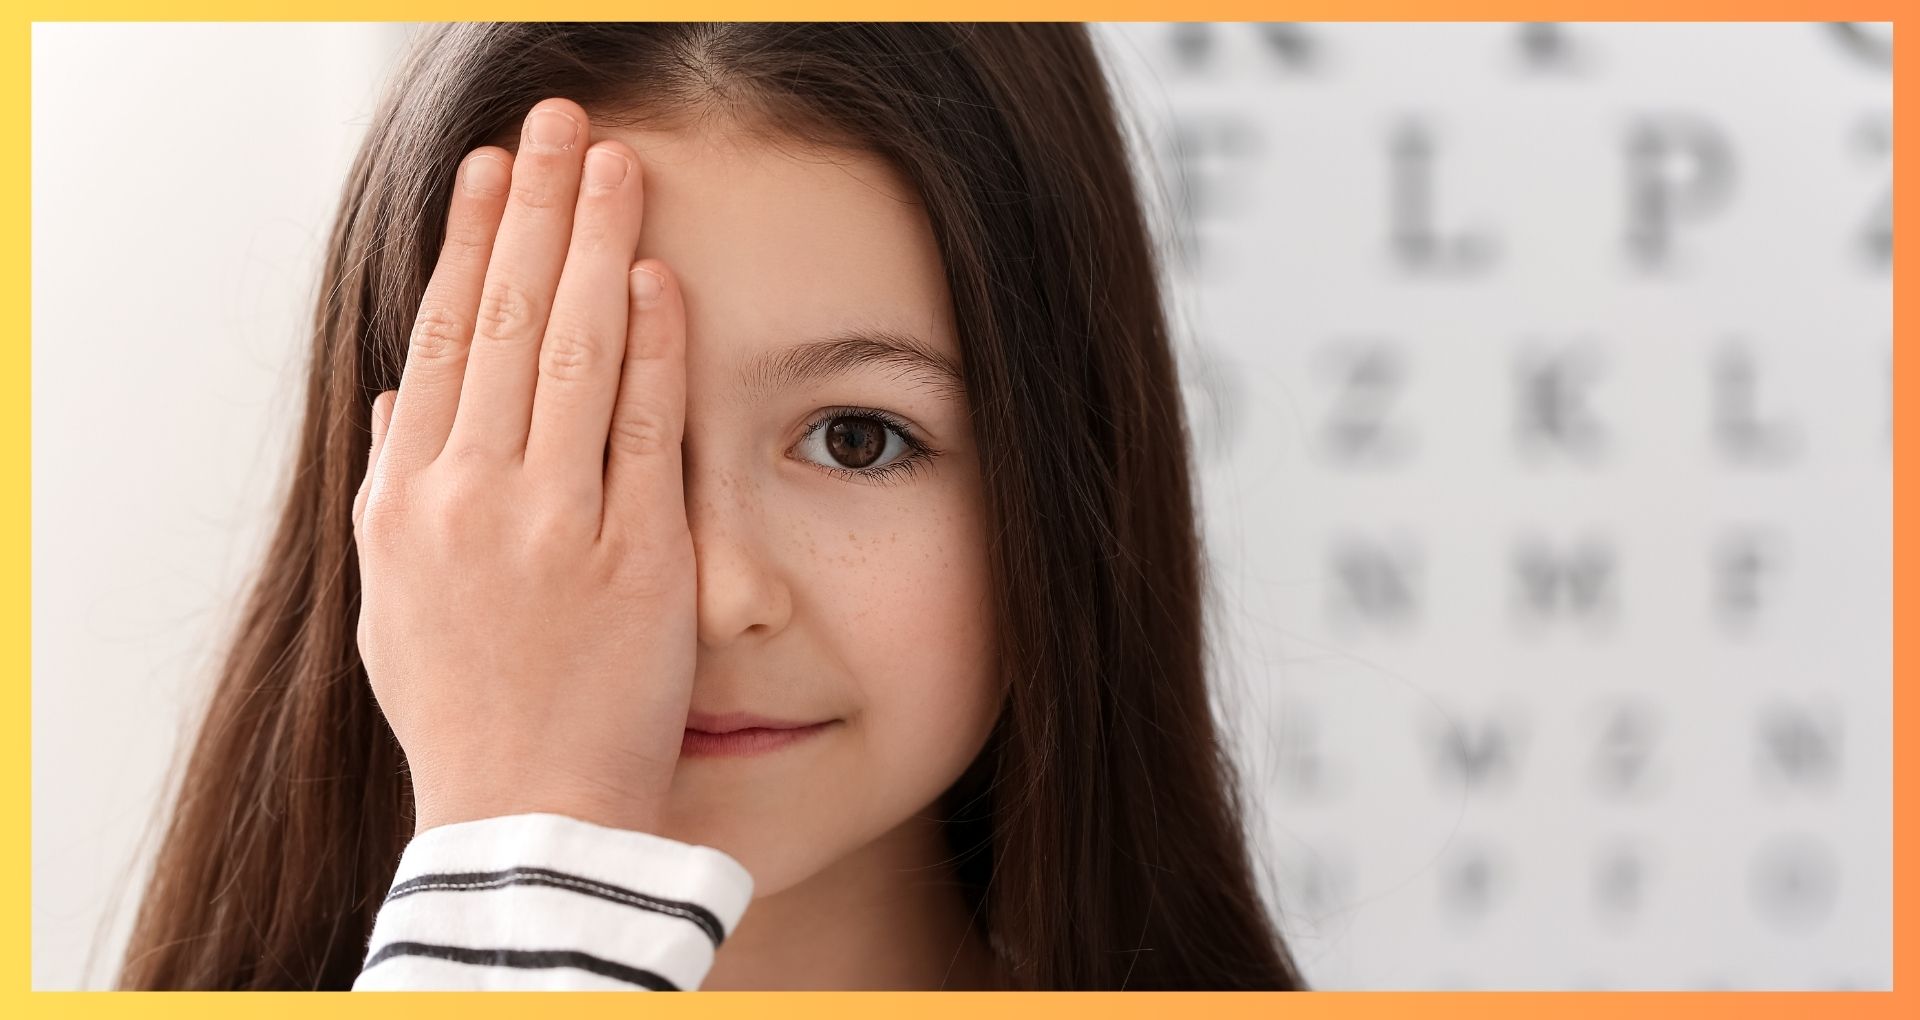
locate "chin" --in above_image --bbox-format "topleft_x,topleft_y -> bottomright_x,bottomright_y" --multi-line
653,800 -> 841,900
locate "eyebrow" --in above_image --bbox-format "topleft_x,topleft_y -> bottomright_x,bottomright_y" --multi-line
739,329 -> 967,405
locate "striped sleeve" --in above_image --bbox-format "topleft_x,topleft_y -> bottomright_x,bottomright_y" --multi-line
352,811 -> 754,991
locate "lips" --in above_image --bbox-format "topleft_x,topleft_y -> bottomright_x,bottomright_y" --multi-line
681,715 -> 837,759
684,710 -> 826,734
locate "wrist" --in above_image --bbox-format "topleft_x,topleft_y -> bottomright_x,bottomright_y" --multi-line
411,774 -> 668,838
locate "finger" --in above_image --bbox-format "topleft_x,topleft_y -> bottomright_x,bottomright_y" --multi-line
381,147 -> 513,476
354,390 -> 398,533
602,259 -> 688,542
525,139 -> 645,495
444,97 -> 587,463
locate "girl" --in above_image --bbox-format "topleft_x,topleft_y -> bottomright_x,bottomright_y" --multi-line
115,22 -> 1309,991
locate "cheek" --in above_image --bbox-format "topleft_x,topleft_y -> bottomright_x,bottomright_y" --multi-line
859,567 -> 997,741
845,559 -> 1000,815
805,496 -> 1000,762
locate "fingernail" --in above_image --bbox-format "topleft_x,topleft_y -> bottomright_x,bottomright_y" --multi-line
585,148 -> 629,189
629,266 -> 663,305
462,153 -> 508,196
526,108 -> 578,152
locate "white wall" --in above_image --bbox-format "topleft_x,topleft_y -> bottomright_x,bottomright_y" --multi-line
31,22 -> 416,990
32,22 -> 1891,990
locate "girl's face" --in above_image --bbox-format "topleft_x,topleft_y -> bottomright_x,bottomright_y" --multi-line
597,120 -> 1001,896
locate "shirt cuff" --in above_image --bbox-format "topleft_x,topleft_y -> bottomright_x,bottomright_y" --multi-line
352,811 -> 754,991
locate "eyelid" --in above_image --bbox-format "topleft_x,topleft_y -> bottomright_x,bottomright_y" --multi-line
790,405 -> 942,485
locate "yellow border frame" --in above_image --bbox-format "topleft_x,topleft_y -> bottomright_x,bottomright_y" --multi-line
11,6 -> 1909,1015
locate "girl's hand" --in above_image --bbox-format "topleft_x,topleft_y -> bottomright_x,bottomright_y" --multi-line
350,98 -> 694,838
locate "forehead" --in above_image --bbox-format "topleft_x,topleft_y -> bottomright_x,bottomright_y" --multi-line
594,123 -> 959,396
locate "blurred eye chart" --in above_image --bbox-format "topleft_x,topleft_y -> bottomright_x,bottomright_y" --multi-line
1090,22 -> 1893,990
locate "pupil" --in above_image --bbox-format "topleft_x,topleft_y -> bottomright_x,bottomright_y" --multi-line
826,417 -> 884,469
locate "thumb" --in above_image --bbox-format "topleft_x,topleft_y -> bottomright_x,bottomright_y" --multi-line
602,260 -> 688,540
353,390 -> 397,534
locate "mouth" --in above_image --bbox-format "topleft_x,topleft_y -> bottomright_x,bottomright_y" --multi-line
681,713 -> 839,759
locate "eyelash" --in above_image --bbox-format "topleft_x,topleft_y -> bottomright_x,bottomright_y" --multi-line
793,405 -> 942,486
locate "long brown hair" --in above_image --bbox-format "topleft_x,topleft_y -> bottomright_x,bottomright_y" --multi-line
115,22 -> 1308,990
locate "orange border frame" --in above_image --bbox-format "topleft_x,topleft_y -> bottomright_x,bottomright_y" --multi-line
9,6 -> 1907,1016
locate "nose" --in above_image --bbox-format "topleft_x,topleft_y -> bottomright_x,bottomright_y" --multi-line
685,461 -> 794,648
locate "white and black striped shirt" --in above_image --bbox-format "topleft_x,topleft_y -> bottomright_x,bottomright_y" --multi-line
351,812 -> 754,991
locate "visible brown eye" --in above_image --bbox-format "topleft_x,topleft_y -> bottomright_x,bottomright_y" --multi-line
791,406 -> 943,486
824,416 -> 887,470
